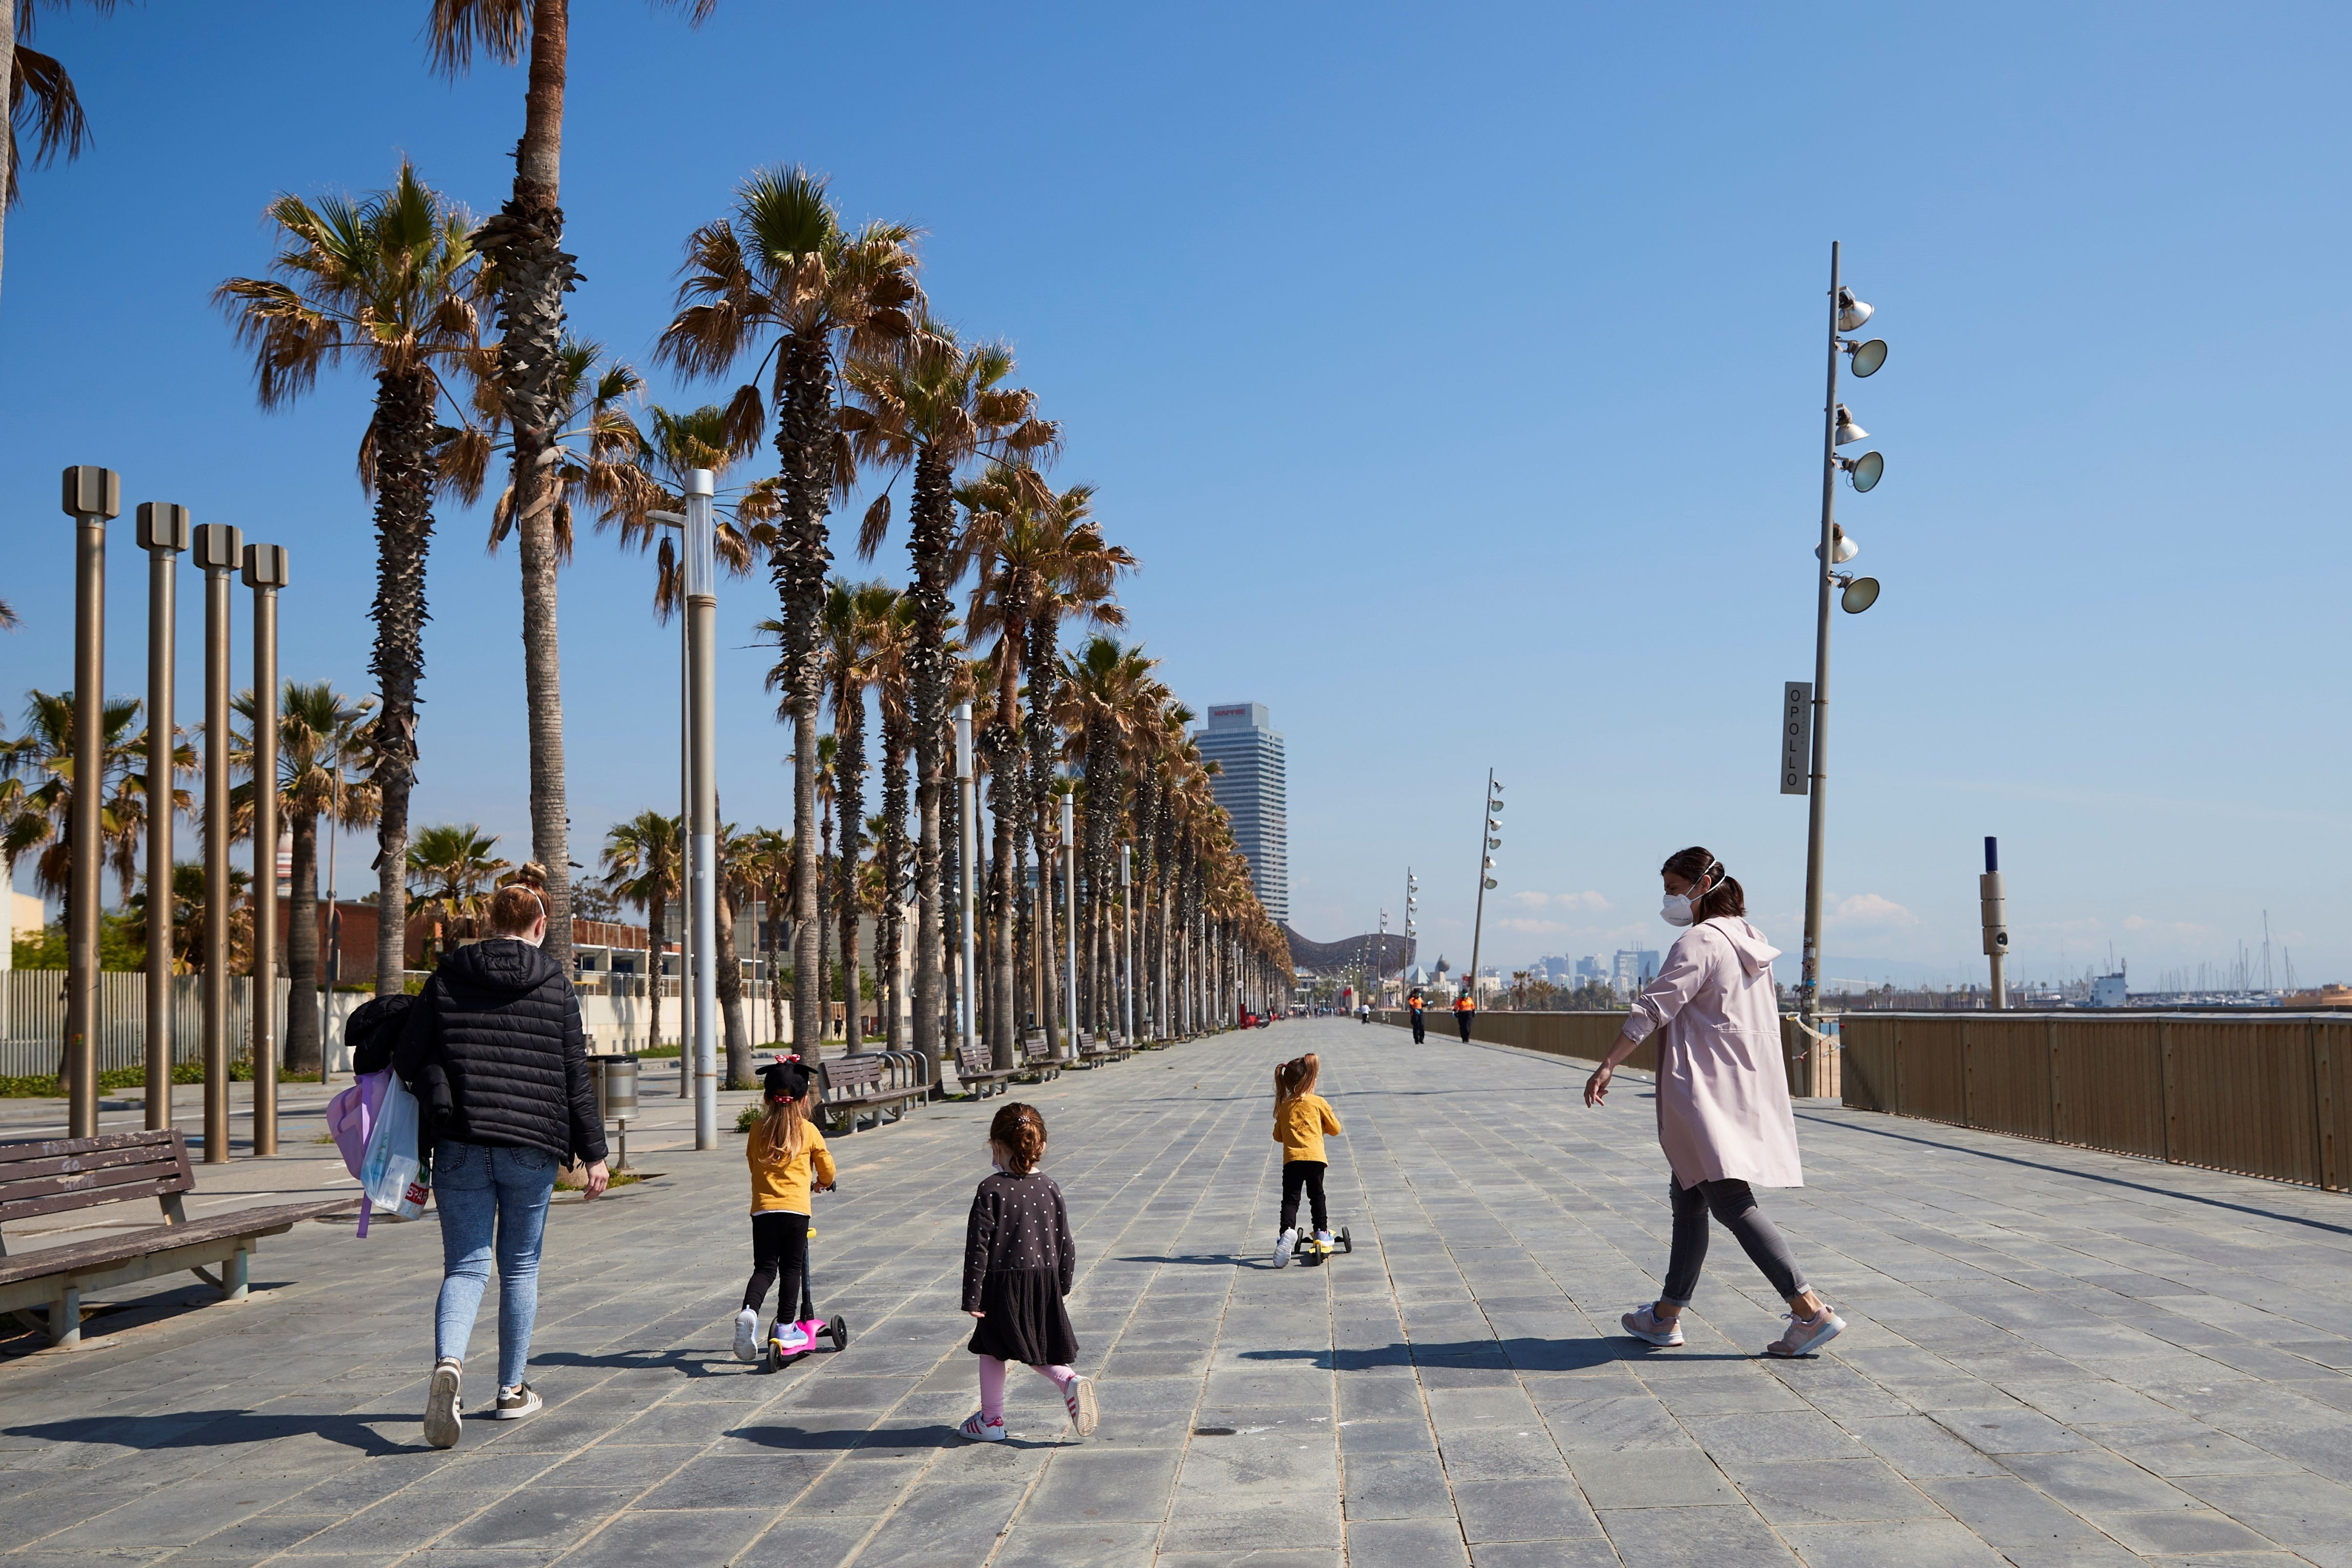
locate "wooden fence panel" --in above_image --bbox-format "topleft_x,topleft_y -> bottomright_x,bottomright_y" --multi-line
1963,1017 -> 2052,1141
2047,1016 -> 2166,1159
2319,1019 -> 2350,1192
2164,1019 -> 2322,1186
1840,1017 -> 1895,1111
1895,1018 -> 1969,1125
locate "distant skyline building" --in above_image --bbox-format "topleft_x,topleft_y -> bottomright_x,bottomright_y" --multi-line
1195,701 -> 1289,924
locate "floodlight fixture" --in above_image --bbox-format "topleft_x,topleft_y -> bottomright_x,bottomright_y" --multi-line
1840,450 -> 1884,493
1836,287 -> 1873,332
1815,523 -> 1860,564
1483,878 -> 1498,890
1845,337 -> 1888,377
1840,576 -> 1882,614
1833,404 -> 1867,446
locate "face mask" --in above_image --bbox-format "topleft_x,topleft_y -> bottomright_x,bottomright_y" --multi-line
1661,894 -> 1695,927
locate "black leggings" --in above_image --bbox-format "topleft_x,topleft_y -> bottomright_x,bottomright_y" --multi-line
1661,1178 -> 1808,1305
1280,1159 -> 1328,1233
1456,1012 -> 1474,1042
744,1211 -> 810,1318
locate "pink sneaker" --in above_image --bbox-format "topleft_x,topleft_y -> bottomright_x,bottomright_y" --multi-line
1768,1306 -> 1846,1358
1621,1305 -> 1684,1348
958,1412 -> 1007,1442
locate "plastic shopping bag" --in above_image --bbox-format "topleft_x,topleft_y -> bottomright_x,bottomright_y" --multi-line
358,1072 -> 430,1226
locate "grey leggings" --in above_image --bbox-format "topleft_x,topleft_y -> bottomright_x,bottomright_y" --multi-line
1661,1178 -> 1809,1305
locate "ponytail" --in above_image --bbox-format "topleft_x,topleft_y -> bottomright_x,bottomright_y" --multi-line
1661,845 -> 1746,921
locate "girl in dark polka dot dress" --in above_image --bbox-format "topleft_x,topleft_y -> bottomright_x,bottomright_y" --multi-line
958,1103 -> 1098,1441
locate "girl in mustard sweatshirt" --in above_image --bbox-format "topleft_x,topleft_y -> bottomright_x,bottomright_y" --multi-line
1272,1053 -> 1342,1267
733,1058 -> 836,1362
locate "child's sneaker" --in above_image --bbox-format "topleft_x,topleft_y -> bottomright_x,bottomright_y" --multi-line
773,1322 -> 811,1355
1063,1373 -> 1098,1437
1274,1228 -> 1296,1268
1314,1229 -> 1334,1253
732,1308 -> 760,1363
1621,1304 -> 1685,1348
958,1412 -> 1007,1442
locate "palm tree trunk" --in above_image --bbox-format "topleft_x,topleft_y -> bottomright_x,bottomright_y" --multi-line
475,0 -> 579,979
368,365 -> 437,997
1025,619 -> 1063,1060
646,888 -> 664,1052
881,727 -> 908,1053
716,879 -> 752,1088
284,809 -> 322,1074
985,714 -> 1021,1071
836,684 -> 865,1050
907,443 -> 952,1086
818,807 -> 833,1045
774,328 -> 832,1058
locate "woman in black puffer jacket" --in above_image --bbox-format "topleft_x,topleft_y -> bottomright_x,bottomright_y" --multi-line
395,867 -> 607,1448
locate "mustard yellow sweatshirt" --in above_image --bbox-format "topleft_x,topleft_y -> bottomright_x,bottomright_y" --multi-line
1273,1092 -> 1342,1164
747,1119 -> 836,1215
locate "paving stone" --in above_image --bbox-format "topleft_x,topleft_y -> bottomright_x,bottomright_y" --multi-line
1568,1448 -> 1737,1508
1451,1477 -> 1601,1542
1594,1503 -> 1797,1561
1344,1516 -> 1472,1564
1778,1517 -> 2010,1566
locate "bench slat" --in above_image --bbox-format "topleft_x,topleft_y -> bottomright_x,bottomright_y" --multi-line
0,1174 -> 193,1225
0,1129 -> 181,1166
1,1158 -> 195,1211
0,1141 -> 186,1189
0,1198 -> 353,1291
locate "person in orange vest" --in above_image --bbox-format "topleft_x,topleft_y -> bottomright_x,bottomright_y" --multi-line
1406,988 -> 1428,1044
1452,987 -> 1476,1043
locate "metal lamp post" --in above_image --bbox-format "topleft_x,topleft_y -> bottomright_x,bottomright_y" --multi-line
682,472 -> 719,1151
1120,844 -> 1134,1046
243,543 -> 288,1156
1796,242 -> 1891,1037
1060,792 -> 1077,1058
1466,773 -> 1503,1008
192,523 -> 243,1162
61,466 -> 119,1139
136,503 -> 189,1130
956,704 -> 977,1063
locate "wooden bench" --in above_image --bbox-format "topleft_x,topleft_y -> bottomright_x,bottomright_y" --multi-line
1017,1036 -> 1061,1083
818,1053 -> 926,1133
0,1129 -> 353,1348
954,1039 -> 1020,1099
1078,1032 -> 1135,1067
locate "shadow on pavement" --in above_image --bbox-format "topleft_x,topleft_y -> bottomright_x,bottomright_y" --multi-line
533,1348 -> 733,1378
9,1409 -> 416,1456
1238,1337 -> 1746,1372
724,1421 -> 963,1452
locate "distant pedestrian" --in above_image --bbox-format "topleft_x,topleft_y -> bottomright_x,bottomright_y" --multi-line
1452,987 -> 1476,1042
1583,847 -> 1844,1359
1406,988 -> 1428,1044
733,1057 -> 836,1363
958,1103 -> 1097,1442
1271,1053 -> 1342,1266
397,865 -> 609,1447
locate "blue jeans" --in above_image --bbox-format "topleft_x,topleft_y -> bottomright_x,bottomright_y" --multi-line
433,1140 -> 557,1389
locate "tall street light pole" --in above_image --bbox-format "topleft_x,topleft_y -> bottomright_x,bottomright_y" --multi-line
61,466 -> 119,1139
683,471 -> 719,1151
1468,772 -> 1503,1007
136,502 -> 189,1131
1061,792 -> 1077,1057
193,523 -> 242,1162
1798,242 -> 1889,1035
243,543 -> 287,1157
956,704 -> 976,1065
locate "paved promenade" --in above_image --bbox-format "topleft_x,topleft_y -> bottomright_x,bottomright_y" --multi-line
6,1018 -> 2352,1566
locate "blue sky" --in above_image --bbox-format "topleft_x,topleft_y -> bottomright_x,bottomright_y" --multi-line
5,2 -> 2346,989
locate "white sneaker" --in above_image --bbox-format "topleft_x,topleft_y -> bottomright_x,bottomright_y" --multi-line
958,1412 -> 1007,1442
1314,1229 -> 1334,1253
774,1322 -> 811,1353
1621,1305 -> 1685,1348
732,1308 -> 760,1363
423,1357 -> 463,1449
1063,1373 -> 1099,1437
1275,1228 -> 1296,1268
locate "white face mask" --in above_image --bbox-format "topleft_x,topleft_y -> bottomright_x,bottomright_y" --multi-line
1661,893 -> 1696,927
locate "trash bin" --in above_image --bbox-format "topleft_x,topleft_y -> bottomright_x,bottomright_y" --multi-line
586,1053 -> 640,1170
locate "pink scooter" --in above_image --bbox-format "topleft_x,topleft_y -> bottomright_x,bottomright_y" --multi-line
763,1193 -> 850,1371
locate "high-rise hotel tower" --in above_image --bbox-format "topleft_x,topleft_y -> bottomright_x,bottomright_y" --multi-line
1195,702 -> 1289,924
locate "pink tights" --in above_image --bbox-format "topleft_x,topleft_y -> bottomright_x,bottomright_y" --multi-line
976,1355 -> 1075,1422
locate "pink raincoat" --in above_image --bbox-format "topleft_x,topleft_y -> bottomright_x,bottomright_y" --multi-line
1621,917 -> 1803,1188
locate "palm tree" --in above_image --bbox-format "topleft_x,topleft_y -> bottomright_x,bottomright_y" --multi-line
231,683 -> 377,1074
713,823 -> 765,1087
406,823 -> 507,966
1,688 -> 182,914
736,825 -> 793,1045
1061,637 -> 1154,1036
814,579 -> 899,1051
657,164 -> 921,1055
2,0 -> 125,316
844,323 -> 1055,1081
600,811 -> 681,1053
860,592 -> 916,1052
215,161 -> 482,997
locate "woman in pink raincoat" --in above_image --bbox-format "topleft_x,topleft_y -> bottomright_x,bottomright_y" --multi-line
1583,847 -> 1845,1358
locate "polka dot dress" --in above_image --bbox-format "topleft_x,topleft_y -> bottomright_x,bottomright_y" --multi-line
963,1170 -> 1078,1366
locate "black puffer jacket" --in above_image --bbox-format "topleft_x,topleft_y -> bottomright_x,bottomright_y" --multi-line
393,939 -> 607,1166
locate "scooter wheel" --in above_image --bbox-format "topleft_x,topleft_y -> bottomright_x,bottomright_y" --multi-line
828,1315 -> 850,1350
1339,1227 -> 1353,1254
762,1339 -> 781,1373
